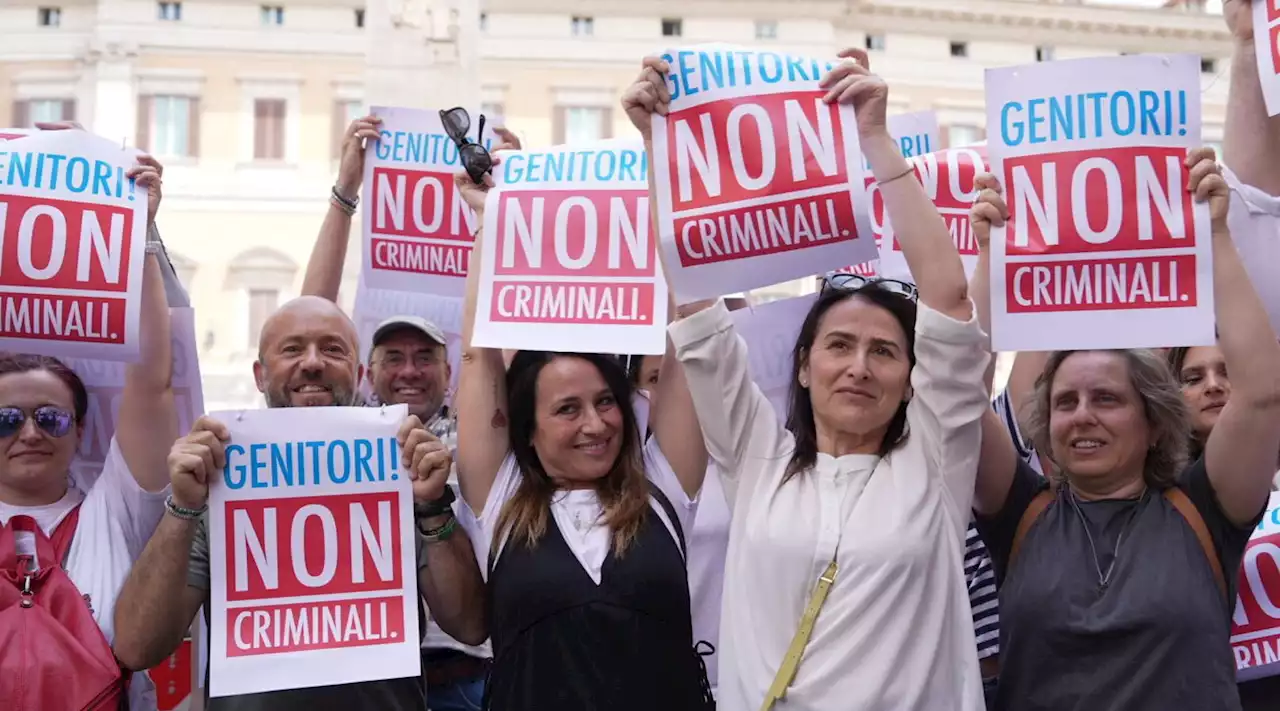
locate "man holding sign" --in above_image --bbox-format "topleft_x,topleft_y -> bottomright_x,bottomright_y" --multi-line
113,296 -> 487,710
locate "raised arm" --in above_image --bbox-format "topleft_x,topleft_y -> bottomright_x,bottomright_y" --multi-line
1223,0 -> 1280,195
1194,149 -> 1280,525
301,115 -> 382,301
822,48 -> 971,322
116,156 -> 176,493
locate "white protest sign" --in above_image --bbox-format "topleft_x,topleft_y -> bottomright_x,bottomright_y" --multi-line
651,46 -> 876,303
0,130 -> 32,142
985,54 -> 1213,351
1232,491 -> 1280,681
0,130 -> 148,360
206,405 -> 420,697
472,138 -> 669,354
351,276 -> 462,396
63,307 -> 205,492
1252,0 -> 1280,116
844,111 -> 941,277
730,294 -> 815,421
363,106 -> 500,296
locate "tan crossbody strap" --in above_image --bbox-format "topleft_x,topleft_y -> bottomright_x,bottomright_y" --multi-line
1009,490 -> 1054,567
1163,487 -> 1227,602
758,559 -> 838,711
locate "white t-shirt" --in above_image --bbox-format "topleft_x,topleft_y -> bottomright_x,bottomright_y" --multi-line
0,439 -> 168,711
1225,166 -> 1280,333
687,464 -> 730,693
420,485 -> 493,659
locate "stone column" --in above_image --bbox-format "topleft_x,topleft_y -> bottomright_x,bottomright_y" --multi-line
81,0 -> 139,143
364,0 -> 482,112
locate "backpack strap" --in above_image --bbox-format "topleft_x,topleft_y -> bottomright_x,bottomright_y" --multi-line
50,504 -> 81,567
647,482 -> 687,562
1164,487 -> 1227,602
1009,489 -> 1054,569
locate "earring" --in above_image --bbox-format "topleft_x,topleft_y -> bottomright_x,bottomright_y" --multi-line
799,378 -> 809,388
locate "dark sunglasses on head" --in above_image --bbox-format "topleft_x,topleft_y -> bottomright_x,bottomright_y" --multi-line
439,107 -> 493,185
823,272 -> 919,302
0,406 -> 75,439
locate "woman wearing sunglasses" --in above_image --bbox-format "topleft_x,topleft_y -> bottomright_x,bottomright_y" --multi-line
628,50 -> 991,710
0,146 -> 179,710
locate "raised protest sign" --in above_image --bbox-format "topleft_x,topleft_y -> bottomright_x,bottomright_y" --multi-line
207,405 -> 419,697
730,294 -> 815,421
984,54 -> 1213,351
363,106 -> 499,297
0,130 -> 147,360
1253,0 -> 1280,116
64,307 -> 204,492
1233,492 -> 1280,681
651,46 -> 876,302
351,275 -> 462,396
0,130 -> 31,142
472,138 -> 669,354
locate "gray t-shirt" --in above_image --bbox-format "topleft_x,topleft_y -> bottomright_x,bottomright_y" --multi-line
188,518 -> 429,711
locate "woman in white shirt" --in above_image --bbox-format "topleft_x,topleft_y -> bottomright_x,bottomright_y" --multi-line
627,51 -> 991,710
0,143 -> 177,711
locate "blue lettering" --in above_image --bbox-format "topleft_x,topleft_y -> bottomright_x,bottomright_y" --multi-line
1139,90 -> 1160,136
92,160 -> 112,196
1000,101 -> 1025,147
270,443 -> 294,486
1027,98 -> 1046,144
223,443 -> 247,488
677,50 -> 699,98
526,153 -> 542,183
249,443 -> 268,488
355,438 -> 375,482
327,440 -> 352,484
504,153 -> 525,183
759,52 -> 784,83
1110,90 -> 1136,136
375,130 -> 392,160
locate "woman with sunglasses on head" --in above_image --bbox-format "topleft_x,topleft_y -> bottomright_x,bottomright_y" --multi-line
628,50 -> 992,710
449,123 -> 713,711
968,151 -> 1280,711
0,142 -> 179,711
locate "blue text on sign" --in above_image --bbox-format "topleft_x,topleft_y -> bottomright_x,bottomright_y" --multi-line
662,49 -> 840,101
222,437 -> 402,489
999,90 -> 1189,147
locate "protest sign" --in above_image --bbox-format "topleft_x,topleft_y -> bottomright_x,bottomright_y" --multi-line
0,129 -> 31,142
363,106 -> 500,297
207,405 -> 419,697
1233,492 -> 1280,681
351,275 -> 462,396
984,54 -> 1213,351
148,637 -> 194,710
0,129 -> 147,360
651,46 -> 876,302
843,111 -> 941,277
877,144 -> 986,283
472,138 -> 669,354
63,307 -> 204,492
1252,0 -> 1280,116
730,294 -> 815,421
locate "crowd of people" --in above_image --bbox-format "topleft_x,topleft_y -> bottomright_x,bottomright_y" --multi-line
2,1 -> 1280,710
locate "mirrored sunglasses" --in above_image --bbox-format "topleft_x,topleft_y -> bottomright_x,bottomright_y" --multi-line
823,272 -> 919,302
0,405 -> 75,439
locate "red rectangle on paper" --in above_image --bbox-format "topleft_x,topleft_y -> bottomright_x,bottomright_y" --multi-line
492,189 -> 654,278
1233,531 -> 1280,637
664,91 -> 849,212
489,280 -> 656,325
0,292 -> 127,343
1268,0 -> 1280,25
370,166 -> 475,242
223,492 -> 404,602
148,638 -> 192,710
1271,24 -> 1280,74
370,237 -> 470,277
1004,254 -> 1196,313
0,194 -> 135,292
671,190 -> 856,267
1002,146 -> 1195,257
224,595 -> 406,657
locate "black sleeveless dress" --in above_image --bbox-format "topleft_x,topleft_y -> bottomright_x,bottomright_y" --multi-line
483,489 -> 708,711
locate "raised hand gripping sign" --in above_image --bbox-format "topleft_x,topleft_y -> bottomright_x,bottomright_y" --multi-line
0,130 -> 147,360
362,106 -> 500,296
1252,0 -> 1280,116
984,54 -> 1213,352
207,405 -> 419,697
651,46 -> 876,303
472,138 -> 669,355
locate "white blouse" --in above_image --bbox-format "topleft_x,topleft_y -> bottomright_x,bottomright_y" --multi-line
669,299 -> 991,711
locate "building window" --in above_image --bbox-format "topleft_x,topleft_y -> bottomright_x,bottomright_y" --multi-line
947,124 -> 983,148
11,99 -> 75,127
253,98 -> 287,161
662,18 -> 683,37
755,20 -> 778,40
1036,45 -> 1054,62
260,5 -> 284,26
865,34 -> 885,51
247,288 -> 279,347
571,16 -> 593,36
225,247 -> 298,352
158,2 -> 181,21
555,106 -> 612,145
479,12 -> 487,31
331,99 -> 363,159
354,8 -> 364,27
137,95 -> 199,158
1201,57 -> 1217,74
949,41 -> 968,58
38,7 -> 62,27
480,102 -> 504,120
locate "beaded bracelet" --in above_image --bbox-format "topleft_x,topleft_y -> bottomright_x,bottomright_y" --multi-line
420,515 -> 457,544
165,495 -> 207,520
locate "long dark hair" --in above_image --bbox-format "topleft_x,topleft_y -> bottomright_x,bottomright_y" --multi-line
784,284 -> 918,479
495,351 -> 649,555
0,353 -> 88,422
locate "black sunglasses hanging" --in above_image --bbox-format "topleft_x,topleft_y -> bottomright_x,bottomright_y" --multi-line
439,107 -> 494,185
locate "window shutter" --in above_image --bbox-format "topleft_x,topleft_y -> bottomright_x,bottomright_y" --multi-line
553,106 -> 566,145
332,101 -> 346,160
254,100 -> 268,159
938,123 -> 951,149
136,95 -> 152,151
12,100 -> 29,128
599,107 -> 613,140
61,99 -> 76,122
273,99 -> 286,160
187,97 -> 201,158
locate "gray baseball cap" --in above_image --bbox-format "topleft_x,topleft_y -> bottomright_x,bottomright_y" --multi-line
371,315 -> 448,350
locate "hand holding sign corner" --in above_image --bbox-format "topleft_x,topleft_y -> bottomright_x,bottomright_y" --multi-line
623,56 -> 673,141
970,174 -> 1008,253
1186,147 -> 1229,227
168,415 -> 231,510
820,48 -> 889,140
453,127 -> 522,216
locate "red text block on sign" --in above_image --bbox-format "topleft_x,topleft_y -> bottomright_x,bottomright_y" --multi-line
370,166 -> 475,243
371,238 -> 470,277
0,292 -> 126,343
225,595 -> 406,657
223,492 -> 404,602
672,191 -> 856,267
493,189 -> 654,278
665,91 -> 850,211
1269,0 -> 1280,26
1004,254 -> 1197,313
1003,146 -> 1195,257
0,195 -> 135,292
489,281 -> 656,325
1234,531 -> 1280,638
1271,24 -> 1280,75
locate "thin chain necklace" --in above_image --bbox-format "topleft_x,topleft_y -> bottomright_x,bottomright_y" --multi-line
1066,487 -> 1148,592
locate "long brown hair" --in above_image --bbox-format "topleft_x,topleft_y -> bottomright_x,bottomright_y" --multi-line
493,351 -> 649,557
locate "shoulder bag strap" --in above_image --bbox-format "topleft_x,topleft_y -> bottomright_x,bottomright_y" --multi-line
1009,489 -> 1054,569
1164,487 -> 1227,601
50,504 -> 82,567
759,558 -> 838,711
646,482 -> 687,562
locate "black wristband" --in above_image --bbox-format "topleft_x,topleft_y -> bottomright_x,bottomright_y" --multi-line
414,485 -> 456,519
